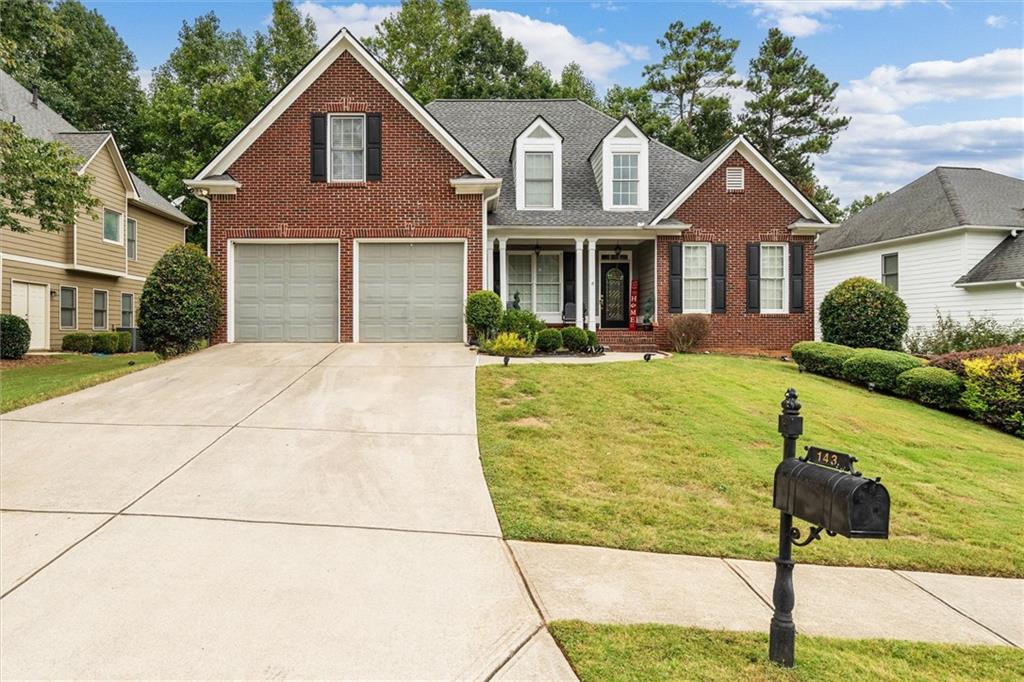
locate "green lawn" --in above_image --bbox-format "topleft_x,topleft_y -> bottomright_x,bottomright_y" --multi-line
476,354 -> 1023,577
1,353 -> 161,412
550,622 -> 1024,682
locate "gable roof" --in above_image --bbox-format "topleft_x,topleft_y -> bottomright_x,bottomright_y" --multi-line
0,69 -> 193,224
817,167 -> 1024,254
189,28 -> 491,184
956,235 -> 1024,285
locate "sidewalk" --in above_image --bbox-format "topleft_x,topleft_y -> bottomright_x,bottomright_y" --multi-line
510,541 -> 1023,648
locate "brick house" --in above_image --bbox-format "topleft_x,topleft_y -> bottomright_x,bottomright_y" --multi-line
186,29 -> 835,351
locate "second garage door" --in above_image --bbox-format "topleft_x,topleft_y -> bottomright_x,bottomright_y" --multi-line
358,242 -> 464,342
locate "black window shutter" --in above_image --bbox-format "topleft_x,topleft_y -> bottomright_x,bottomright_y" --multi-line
669,243 -> 683,314
366,113 -> 382,181
310,113 -> 327,182
492,249 -> 501,297
712,244 -> 726,313
790,243 -> 805,313
563,251 -> 575,310
746,243 -> 760,313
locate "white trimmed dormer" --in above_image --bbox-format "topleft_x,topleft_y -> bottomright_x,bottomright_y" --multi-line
513,116 -> 562,211
593,117 -> 649,212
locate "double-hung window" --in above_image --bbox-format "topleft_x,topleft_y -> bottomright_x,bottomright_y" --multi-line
506,252 -> 562,319
882,253 -> 899,291
524,152 -> 554,208
759,244 -> 787,313
127,218 -> 138,260
60,287 -> 77,330
329,114 -> 364,181
121,293 -> 134,328
93,290 -> 108,330
612,153 -> 639,207
683,244 -> 711,313
103,209 -> 121,243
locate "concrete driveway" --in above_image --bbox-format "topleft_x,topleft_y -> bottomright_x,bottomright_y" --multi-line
1,343 -> 572,680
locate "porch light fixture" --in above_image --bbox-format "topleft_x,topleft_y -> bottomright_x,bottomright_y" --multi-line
534,242 -> 541,256
614,243 -> 622,258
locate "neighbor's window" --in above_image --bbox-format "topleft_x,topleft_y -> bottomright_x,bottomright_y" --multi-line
760,244 -> 787,313
121,292 -> 134,328
93,290 -> 108,329
506,252 -> 561,316
127,218 -> 138,260
683,244 -> 711,312
882,253 -> 899,291
524,151 -> 554,208
612,153 -> 639,206
103,209 -> 121,242
60,287 -> 77,329
330,114 -> 364,181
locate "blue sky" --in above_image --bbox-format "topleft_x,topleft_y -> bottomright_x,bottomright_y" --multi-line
84,0 -> 1024,203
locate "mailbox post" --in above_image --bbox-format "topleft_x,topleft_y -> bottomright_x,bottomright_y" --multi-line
769,388 -> 802,667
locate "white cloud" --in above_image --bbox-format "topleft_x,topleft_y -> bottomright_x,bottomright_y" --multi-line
743,1 -> 905,37
296,2 -> 398,43
985,14 -> 1008,28
838,48 -> 1024,114
135,67 -> 155,93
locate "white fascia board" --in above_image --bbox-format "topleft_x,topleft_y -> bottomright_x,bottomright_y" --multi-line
651,136 -> 828,225
955,279 -> 1024,288
192,29 -> 491,182
450,177 -> 502,195
490,224 -> 686,239
78,135 -> 140,200
184,177 -> 241,195
814,224 -> 1018,259
791,221 -> 838,236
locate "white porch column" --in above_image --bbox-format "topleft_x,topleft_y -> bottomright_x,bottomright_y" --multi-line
574,238 -> 584,328
586,238 -> 597,331
486,239 -> 495,291
498,237 -> 508,306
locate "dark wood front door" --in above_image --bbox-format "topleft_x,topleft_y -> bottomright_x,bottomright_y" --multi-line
600,262 -> 630,328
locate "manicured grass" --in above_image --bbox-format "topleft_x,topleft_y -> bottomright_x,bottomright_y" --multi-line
549,622 -> 1024,682
476,354 -> 1023,577
1,353 -> 161,412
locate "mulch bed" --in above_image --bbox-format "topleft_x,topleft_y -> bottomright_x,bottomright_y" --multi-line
0,355 -> 67,369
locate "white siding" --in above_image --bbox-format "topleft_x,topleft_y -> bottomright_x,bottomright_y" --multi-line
815,231 -> 1024,338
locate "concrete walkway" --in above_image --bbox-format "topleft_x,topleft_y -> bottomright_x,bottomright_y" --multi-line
511,541 -> 1024,648
0,343 -> 574,680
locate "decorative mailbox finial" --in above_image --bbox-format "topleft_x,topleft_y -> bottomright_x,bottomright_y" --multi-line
782,388 -> 800,414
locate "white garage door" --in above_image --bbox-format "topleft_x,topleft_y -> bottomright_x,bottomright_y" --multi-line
233,243 -> 338,342
358,242 -> 464,342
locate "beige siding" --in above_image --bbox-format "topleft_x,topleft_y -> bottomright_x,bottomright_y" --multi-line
0,200 -> 72,262
127,205 -> 186,278
75,143 -> 129,273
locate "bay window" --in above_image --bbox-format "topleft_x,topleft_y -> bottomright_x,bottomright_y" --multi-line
759,244 -> 787,313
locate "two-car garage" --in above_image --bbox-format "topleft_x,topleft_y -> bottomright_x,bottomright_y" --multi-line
231,241 -> 465,343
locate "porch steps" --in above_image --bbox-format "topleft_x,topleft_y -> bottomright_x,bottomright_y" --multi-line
596,329 -> 659,353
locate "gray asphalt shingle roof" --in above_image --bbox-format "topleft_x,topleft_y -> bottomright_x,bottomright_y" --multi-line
426,99 -> 702,226
1,69 -> 192,225
956,235 -> 1024,284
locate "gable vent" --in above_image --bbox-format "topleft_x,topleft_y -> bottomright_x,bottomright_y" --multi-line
726,167 -> 744,191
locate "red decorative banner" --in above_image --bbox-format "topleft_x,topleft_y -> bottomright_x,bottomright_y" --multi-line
629,279 -> 639,331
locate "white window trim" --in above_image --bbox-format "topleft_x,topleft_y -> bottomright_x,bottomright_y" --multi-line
59,285 -> 78,331
102,208 -> 123,245
327,113 -> 366,183
682,243 -> 712,314
601,119 -> 648,211
507,250 -> 564,322
121,292 -> 135,328
759,243 -> 789,314
514,118 -> 562,211
126,218 -> 138,261
92,288 -> 109,330
881,252 -> 899,291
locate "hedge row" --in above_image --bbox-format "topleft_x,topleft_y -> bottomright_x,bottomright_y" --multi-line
62,332 -> 132,354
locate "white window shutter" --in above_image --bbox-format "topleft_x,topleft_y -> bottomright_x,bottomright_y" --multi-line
726,167 -> 744,191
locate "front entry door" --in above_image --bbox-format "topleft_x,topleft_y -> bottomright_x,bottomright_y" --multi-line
600,262 -> 629,329
11,282 -> 48,349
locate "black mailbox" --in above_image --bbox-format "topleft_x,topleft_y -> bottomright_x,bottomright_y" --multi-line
773,458 -> 890,539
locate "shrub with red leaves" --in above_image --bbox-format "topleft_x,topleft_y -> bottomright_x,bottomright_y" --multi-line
929,344 -> 1024,376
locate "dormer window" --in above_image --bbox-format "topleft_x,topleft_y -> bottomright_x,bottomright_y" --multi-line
612,153 -> 639,207
593,118 -> 648,211
514,116 -> 562,211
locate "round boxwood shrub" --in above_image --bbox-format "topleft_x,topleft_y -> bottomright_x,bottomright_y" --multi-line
561,326 -> 588,353
819,277 -> 909,350
586,330 -> 600,352
499,308 -> 545,340
61,332 -> 94,353
0,314 -> 31,359
91,332 -> 120,354
465,291 -> 503,341
791,341 -> 856,378
842,348 -> 923,392
895,366 -> 963,410
535,328 -> 562,353
140,244 -> 221,357
115,331 -> 132,353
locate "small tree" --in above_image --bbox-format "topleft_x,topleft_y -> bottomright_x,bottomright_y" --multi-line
819,277 -> 908,350
0,314 -> 31,359
465,290 -> 503,341
139,244 -> 221,356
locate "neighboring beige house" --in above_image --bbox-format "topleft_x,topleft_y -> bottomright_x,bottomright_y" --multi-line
0,71 -> 194,350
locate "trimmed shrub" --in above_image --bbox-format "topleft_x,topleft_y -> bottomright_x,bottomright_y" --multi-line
487,331 -> 535,357
116,331 -> 132,353
930,344 -> 1024,377
586,330 -> 600,352
139,243 -> 221,357
896,366 -> 963,410
791,341 -> 856,378
91,332 -> 120,354
61,333 -> 94,353
499,308 -> 545,340
905,313 -> 1024,355
465,291 -> 503,342
960,352 -> 1024,436
561,326 -> 589,353
0,314 -> 31,359
535,328 -> 562,353
820,277 -> 909,350
666,314 -> 711,353
842,348 -> 924,392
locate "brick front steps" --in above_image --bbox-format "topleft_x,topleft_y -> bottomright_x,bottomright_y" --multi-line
596,329 -> 659,353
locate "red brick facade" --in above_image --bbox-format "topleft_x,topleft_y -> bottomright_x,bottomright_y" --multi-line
208,52 -> 482,343
653,151 -> 816,352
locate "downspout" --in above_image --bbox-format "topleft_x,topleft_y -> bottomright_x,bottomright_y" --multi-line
482,185 -> 501,291
193,189 -> 212,256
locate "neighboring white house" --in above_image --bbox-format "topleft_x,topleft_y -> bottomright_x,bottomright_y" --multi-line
815,167 -> 1024,336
